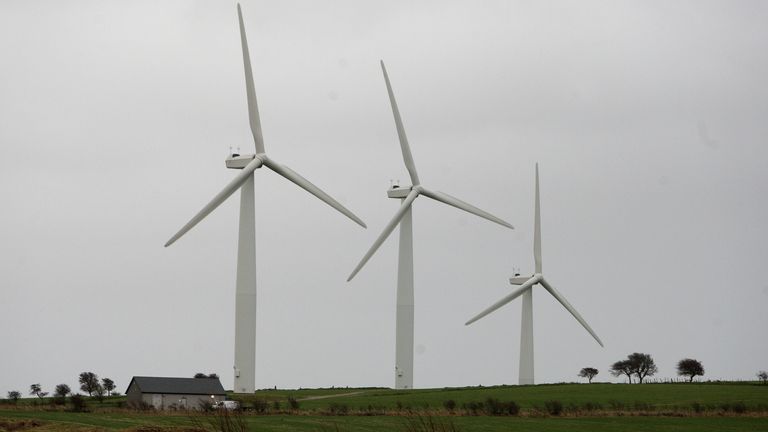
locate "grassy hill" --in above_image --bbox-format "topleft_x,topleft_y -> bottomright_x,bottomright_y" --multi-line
1,382 -> 766,431
241,382 -> 768,412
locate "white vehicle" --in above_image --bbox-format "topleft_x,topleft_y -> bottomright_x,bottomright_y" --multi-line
214,400 -> 240,410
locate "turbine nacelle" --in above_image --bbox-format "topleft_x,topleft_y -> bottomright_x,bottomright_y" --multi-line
225,153 -> 262,170
387,184 -> 413,199
509,275 -> 533,285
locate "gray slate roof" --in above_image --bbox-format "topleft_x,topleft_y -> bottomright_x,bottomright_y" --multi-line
127,376 -> 226,395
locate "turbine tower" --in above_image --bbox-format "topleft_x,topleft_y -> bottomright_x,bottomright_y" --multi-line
165,4 -> 366,394
465,163 -> 603,385
348,61 -> 514,389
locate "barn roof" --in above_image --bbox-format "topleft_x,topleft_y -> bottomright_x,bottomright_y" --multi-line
126,376 -> 226,395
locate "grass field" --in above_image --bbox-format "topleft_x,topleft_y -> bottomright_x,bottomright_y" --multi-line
242,382 -> 768,413
1,382 -> 767,431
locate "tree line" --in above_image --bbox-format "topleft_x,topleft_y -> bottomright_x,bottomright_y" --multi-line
4,372 -> 116,405
579,354 -> 767,384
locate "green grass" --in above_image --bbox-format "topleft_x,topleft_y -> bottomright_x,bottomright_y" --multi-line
2,383 -> 767,431
2,412 -> 768,432
243,382 -> 768,412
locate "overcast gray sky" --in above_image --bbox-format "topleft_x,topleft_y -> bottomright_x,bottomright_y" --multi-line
2,0 -> 767,396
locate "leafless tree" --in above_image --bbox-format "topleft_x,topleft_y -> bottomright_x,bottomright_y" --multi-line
610,360 -> 634,383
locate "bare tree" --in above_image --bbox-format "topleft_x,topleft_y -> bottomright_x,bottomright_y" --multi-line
628,353 -> 658,383
676,358 -> 705,382
758,371 -> 768,384
79,372 -> 99,396
29,383 -> 48,399
578,367 -> 599,383
610,360 -> 634,383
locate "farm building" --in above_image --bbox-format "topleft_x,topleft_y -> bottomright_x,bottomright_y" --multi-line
125,376 -> 226,410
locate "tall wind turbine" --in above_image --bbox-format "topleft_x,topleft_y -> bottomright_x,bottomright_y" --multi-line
165,4 -> 366,394
348,61 -> 514,389
465,163 -> 603,385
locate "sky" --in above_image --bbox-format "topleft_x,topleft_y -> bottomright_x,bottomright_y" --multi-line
1,0 -> 767,396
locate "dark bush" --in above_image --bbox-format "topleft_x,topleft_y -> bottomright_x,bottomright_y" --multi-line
504,400 -> 520,415
544,400 -> 563,416
731,402 -> 747,414
483,398 -> 519,416
287,396 -> 300,410
691,402 -> 704,413
443,399 -> 456,412
582,401 -> 602,411
360,404 -> 386,416
608,399 -> 625,411
252,398 -> 268,413
328,403 -> 349,415
461,401 -> 484,416
68,394 -> 88,412
634,401 -> 654,411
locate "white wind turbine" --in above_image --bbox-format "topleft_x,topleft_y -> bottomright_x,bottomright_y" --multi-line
347,61 -> 514,389
465,163 -> 603,385
165,4 -> 366,394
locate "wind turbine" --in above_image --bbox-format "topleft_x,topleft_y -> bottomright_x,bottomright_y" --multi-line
465,163 -> 603,385
165,4 -> 366,394
347,61 -> 514,389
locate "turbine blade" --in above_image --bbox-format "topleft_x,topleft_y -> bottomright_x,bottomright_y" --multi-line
539,277 -> 604,347
534,163 -> 542,273
419,188 -> 513,229
262,157 -> 366,228
347,188 -> 420,281
237,4 -> 265,154
381,61 -> 420,186
165,157 -> 263,247
465,275 -> 540,325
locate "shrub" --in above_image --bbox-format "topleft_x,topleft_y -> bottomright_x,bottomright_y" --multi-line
328,403 -> 349,415
68,394 -> 88,412
583,401 -> 602,411
483,398 -> 519,416
252,398 -> 268,413
461,401 -> 483,416
361,404 -> 386,416
608,399 -> 625,411
691,402 -> 704,413
193,406 -> 248,432
504,400 -> 520,416
544,400 -> 563,416
732,402 -> 747,414
443,399 -> 456,412
634,401 -> 654,411
287,396 -> 300,410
